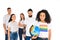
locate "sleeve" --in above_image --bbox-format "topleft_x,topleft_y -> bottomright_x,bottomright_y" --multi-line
48,23 -> 52,30
24,19 -> 27,25
32,18 -> 37,26
34,21 -> 38,26
3,16 -> 6,24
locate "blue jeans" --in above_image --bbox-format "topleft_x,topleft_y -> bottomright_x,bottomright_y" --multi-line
5,30 -> 8,40
37,37 -> 48,40
25,36 -> 31,40
10,32 -> 18,40
18,28 -> 23,40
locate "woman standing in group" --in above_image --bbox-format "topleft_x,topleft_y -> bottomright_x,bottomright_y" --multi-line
8,14 -> 18,40
35,9 -> 51,40
18,13 -> 26,40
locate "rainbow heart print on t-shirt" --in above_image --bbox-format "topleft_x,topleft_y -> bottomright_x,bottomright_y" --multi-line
40,25 -> 48,32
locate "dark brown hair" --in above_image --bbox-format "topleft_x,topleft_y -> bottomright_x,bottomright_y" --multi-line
7,7 -> 11,10
28,8 -> 33,12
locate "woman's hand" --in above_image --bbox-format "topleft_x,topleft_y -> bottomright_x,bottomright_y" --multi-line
48,29 -> 51,40
23,24 -> 26,27
5,30 -> 7,34
22,34 -> 26,38
8,37 -> 10,40
18,22 -> 23,27
8,27 -> 10,40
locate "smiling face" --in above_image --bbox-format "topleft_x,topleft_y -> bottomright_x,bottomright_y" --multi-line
20,13 -> 25,20
39,12 -> 46,22
28,11 -> 33,17
20,14 -> 24,19
11,15 -> 16,21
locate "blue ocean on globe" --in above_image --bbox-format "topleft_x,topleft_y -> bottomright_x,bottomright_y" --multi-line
30,25 -> 40,36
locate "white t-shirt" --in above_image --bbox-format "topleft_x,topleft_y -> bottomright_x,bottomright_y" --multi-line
19,20 -> 25,29
3,14 -> 10,30
24,17 -> 35,36
8,21 -> 18,32
36,22 -> 51,38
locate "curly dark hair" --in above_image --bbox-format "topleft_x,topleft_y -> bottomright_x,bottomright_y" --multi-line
36,9 -> 51,23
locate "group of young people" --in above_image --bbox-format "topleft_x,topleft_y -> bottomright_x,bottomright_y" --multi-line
3,7 -> 51,40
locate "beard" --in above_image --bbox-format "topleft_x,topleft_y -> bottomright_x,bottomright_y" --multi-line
28,15 -> 32,17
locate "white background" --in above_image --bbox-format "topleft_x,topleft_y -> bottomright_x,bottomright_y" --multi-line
0,0 -> 60,40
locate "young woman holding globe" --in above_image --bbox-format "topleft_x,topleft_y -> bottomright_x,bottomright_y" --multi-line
36,9 -> 51,40
33,9 -> 51,40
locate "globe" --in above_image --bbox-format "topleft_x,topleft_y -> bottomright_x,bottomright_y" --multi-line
29,25 -> 40,36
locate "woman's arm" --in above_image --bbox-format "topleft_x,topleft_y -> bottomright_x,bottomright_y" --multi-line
48,29 -> 51,40
8,27 -> 10,40
18,22 -> 23,27
18,22 -> 26,27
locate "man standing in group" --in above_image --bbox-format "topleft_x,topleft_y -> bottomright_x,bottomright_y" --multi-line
25,9 -> 36,40
3,7 -> 11,40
